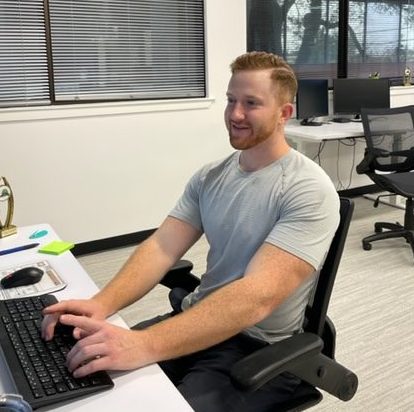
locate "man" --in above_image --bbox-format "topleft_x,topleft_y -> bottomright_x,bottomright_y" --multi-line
42,52 -> 340,411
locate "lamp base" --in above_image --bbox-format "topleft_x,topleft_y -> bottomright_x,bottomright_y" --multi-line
0,225 -> 17,238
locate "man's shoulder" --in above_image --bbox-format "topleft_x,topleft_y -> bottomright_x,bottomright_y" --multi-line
280,150 -> 338,205
195,152 -> 237,179
283,149 -> 334,182
282,148 -> 319,168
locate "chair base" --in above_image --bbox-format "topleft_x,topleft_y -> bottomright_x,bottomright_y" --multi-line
362,221 -> 414,257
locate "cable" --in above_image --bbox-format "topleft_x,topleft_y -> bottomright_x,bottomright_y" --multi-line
345,138 -> 357,189
336,138 -> 364,190
312,141 -> 326,165
336,141 -> 345,190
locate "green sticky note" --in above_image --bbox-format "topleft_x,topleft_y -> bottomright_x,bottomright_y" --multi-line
38,240 -> 74,255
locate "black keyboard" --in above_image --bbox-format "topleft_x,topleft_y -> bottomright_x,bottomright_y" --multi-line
0,294 -> 114,410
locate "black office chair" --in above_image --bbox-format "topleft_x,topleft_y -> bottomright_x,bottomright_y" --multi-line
356,105 -> 414,258
160,197 -> 358,411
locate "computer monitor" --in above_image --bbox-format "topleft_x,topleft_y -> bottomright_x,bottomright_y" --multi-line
296,79 -> 329,126
333,78 -> 390,122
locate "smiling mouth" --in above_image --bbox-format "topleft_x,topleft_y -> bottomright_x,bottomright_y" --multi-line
231,123 -> 250,131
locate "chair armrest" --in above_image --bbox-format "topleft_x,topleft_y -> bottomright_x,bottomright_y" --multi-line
356,148 -> 390,174
160,259 -> 200,292
375,149 -> 391,157
230,332 -> 358,402
230,333 -> 322,391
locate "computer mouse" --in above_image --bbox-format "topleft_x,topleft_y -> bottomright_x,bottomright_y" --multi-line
0,266 -> 44,289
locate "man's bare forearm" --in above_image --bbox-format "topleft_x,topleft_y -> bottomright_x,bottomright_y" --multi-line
92,236 -> 175,316
142,276 -> 269,362
92,217 -> 202,317
143,244 -> 314,363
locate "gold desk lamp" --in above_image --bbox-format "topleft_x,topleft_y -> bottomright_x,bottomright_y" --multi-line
0,176 -> 17,237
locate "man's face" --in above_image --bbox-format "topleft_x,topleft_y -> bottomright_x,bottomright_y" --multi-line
224,69 -> 288,150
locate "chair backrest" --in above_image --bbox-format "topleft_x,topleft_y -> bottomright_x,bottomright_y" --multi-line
304,198 -> 354,339
361,105 -> 414,173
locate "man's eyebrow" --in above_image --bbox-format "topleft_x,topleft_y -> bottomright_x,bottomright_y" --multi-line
225,93 -> 260,100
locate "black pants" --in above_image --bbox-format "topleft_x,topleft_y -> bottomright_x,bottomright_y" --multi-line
132,312 -> 300,412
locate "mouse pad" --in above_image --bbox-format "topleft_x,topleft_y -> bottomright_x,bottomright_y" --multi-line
0,260 -> 67,300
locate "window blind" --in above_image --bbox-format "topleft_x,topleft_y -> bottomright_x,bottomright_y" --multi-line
348,0 -> 414,79
48,0 -> 206,102
0,0 -> 50,107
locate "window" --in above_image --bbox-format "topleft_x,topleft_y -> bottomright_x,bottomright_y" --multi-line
247,0 -> 339,79
0,0 -> 50,107
0,0 -> 205,108
348,0 -> 414,79
247,0 -> 414,81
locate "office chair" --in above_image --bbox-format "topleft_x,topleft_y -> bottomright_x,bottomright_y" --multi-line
356,106 -> 414,257
160,197 -> 358,410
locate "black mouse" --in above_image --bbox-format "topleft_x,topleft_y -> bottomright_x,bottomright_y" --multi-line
0,266 -> 44,289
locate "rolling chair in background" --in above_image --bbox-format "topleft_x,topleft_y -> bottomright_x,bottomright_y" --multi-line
160,197 -> 358,411
356,106 -> 414,258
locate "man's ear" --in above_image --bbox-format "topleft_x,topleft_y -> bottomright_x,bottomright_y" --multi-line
280,103 -> 293,123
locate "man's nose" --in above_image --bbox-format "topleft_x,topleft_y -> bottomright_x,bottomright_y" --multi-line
229,103 -> 245,121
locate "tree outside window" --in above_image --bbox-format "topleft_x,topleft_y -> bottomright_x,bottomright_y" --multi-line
247,0 -> 414,81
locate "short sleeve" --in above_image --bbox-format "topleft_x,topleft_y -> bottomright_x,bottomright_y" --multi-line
169,168 -> 204,232
266,178 -> 340,269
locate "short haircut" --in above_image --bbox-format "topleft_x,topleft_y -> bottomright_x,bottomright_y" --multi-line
230,51 -> 298,104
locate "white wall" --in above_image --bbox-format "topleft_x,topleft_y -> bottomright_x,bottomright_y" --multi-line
1,0 -> 246,243
2,0 -> 413,243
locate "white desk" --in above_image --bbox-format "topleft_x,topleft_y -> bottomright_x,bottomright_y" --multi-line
285,119 -> 365,142
0,224 -> 193,411
285,119 -> 372,192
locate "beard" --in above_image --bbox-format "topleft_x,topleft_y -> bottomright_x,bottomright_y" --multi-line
227,121 -> 275,150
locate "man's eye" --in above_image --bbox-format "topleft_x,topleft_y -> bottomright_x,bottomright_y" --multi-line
227,97 -> 235,104
246,100 -> 257,106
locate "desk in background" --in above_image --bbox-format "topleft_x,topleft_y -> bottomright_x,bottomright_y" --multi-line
0,224 -> 193,412
285,119 -> 373,195
285,119 -> 364,144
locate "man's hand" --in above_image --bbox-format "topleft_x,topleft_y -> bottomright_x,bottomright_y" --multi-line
41,299 -> 109,341
59,315 -> 152,378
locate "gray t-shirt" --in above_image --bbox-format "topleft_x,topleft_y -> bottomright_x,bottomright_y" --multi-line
169,148 -> 340,343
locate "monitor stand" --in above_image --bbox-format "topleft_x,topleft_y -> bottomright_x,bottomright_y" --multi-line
300,118 -> 322,126
332,117 -> 351,123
